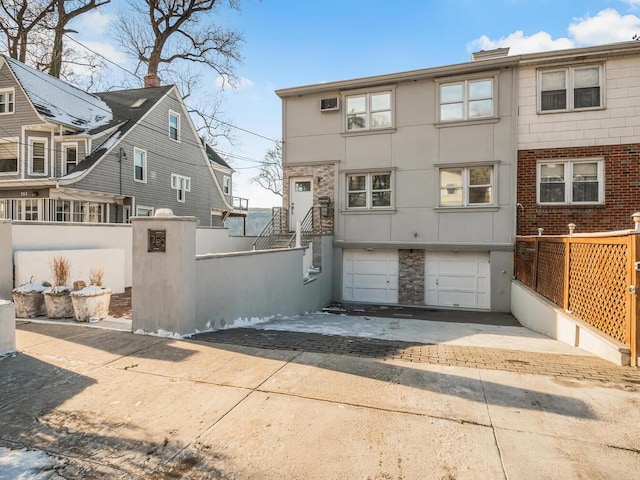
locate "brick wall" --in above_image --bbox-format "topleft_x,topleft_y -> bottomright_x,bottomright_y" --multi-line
517,144 -> 640,235
283,164 -> 335,234
398,249 -> 424,305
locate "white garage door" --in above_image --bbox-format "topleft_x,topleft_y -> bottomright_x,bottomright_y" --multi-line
425,252 -> 490,309
343,249 -> 398,303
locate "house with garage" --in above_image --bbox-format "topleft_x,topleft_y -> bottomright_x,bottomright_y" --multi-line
516,41 -> 640,235
0,54 -> 246,226
276,48 -> 518,312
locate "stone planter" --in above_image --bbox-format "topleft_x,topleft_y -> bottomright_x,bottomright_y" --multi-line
70,286 -> 112,322
43,287 -> 74,319
12,282 -> 48,318
0,299 -> 16,355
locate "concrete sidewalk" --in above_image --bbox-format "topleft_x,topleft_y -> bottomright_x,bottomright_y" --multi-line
1,320 -> 639,479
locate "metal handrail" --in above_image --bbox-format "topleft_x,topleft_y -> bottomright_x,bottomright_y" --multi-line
289,207 -> 314,248
252,207 -> 281,250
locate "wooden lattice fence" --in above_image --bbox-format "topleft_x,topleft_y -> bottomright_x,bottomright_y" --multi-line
515,233 -> 639,361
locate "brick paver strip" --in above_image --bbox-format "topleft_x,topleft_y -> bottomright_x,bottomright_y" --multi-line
195,328 -> 640,389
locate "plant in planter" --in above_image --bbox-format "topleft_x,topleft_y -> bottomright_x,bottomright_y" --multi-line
43,256 -> 74,319
70,267 -> 112,322
12,277 -> 49,318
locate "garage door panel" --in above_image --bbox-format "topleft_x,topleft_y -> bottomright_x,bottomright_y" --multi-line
343,250 -> 398,304
425,252 -> 490,310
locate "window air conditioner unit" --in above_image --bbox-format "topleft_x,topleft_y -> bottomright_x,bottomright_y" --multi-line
320,97 -> 340,112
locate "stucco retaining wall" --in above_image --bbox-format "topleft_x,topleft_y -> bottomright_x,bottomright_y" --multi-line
511,280 -> 631,365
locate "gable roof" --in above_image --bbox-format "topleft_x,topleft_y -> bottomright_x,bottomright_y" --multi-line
1,54 -> 112,131
65,85 -> 173,175
205,144 -> 232,169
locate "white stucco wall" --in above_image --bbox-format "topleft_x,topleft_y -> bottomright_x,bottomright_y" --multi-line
0,300 -> 15,355
11,223 -> 133,287
195,237 -> 333,330
511,280 -> 630,365
195,227 -> 255,254
14,248 -> 126,294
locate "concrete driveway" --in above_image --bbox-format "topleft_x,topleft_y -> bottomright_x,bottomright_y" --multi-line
1,316 -> 639,479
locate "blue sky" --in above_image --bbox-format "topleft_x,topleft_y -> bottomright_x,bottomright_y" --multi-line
71,0 -> 640,207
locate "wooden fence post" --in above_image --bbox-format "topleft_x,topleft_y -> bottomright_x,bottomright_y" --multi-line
563,237 -> 571,311
631,234 -> 639,367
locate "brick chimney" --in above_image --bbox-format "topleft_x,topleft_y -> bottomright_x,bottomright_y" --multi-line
144,73 -> 161,88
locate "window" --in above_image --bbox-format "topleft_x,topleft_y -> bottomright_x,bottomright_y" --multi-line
345,91 -> 392,131
223,175 -> 231,195
0,142 -> 17,173
134,148 -> 146,182
136,206 -> 154,217
54,200 -> 71,222
18,199 -> 39,221
538,160 -> 603,204
29,138 -> 47,175
346,172 -> 392,209
171,173 -> 191,202
439,166 -> 494,207
439,78 -> 494,122
539,65 -> 602,112
169,111 -> 180,142
62,143 -> 78,175
0,88 -> 14,114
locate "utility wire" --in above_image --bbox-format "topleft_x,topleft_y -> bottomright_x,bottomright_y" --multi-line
64,33 -> 282,144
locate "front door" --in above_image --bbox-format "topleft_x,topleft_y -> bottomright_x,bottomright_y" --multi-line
289,177 -> 313,232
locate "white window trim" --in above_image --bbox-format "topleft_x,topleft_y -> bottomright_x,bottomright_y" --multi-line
133,147 -> 147,183
171,173 -> 191,203
536,158 -> 605,205
0,138 -> 18,175
0,87 -> 15,115
342,87 -> 395,133
61,142 -> 78,176
345,170 -> 394,210
537,64 -> 605,113
28,137 -> 48,176
223,175 -> 231,195
136,205 -> 154,217
436,76 -> 497,123
168,110 -> 181,143
437,165 -> 496,208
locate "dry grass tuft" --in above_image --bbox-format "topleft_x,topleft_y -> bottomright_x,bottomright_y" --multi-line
89,266 -> 104,287
51,256 -> 71,287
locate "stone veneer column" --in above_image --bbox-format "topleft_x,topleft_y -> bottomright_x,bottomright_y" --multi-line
131,214 -> 197,335
398,249 -> 425,305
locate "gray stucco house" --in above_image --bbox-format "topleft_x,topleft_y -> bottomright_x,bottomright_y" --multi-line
276,48 -> 517,312
0,54 -> 246,226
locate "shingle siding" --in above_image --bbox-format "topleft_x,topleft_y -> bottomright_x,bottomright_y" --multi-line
69,89 -> 227,225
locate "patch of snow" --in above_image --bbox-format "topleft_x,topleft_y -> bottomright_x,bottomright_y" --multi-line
13,282 -> 48,293
5,55 -> 112,132
95,130 -> 121,151
59,169 -> 86,180
0,446 -> 65,479
43,286 -> 73,295
69,286 -> 112,297
133,328 -> 184,339
0,299 -> 12,306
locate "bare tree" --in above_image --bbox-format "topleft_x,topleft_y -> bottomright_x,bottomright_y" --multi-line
48,0 -> 110,78
113,0 -> 242,82
0,0 -> 55,63
253,143 -> 283,197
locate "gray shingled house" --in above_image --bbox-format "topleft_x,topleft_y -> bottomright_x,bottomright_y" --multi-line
0,54 -> 247,225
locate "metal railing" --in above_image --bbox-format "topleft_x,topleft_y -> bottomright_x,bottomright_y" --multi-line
231,196 -> 249,211
290,206 -> 314,248
252,207 -> 286,250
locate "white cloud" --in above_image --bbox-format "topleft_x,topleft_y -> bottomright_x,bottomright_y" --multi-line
215,74 -> 255,91
569,8 -> 640,45
75,10 -> 110,35
468,31 -> 574,55
468,8 -> 640,56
